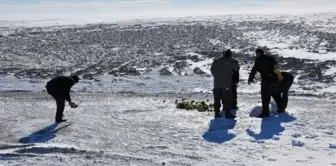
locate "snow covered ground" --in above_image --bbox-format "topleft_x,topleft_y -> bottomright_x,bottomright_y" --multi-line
0,11 -> 335,165
1,13 -> 335,96
0,92 -> 335,166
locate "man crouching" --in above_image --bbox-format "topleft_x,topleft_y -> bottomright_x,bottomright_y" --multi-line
211,49 -> 240,119
46,75 -> 80,123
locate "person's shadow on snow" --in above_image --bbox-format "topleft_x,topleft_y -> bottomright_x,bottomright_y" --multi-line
246,105 -> 296,141
202,118 -> 237,144
19,123 -> 72,144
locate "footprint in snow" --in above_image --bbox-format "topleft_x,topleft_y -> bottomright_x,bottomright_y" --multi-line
257,140 -> 265,144
296,160 -> 307,163
292,140 -> 305,147
324,131 -> 334,135
294,123 -> 305,127
305,134 -> 318,139
292,133 -> 302,138
249,138 -> 265,143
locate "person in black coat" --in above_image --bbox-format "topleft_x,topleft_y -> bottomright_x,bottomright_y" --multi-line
248,49 -> 283,117
277,72 -> 294,112
46,75 -> 80,123
211,49 -> 240,119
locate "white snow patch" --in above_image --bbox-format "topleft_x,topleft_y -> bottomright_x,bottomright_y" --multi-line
258,40 -> 289,49
208,38 -> 222,45
319,85 -> 336,94
186,58 -> 213,76
272,135 -> 280,141
279,49 -> 336,61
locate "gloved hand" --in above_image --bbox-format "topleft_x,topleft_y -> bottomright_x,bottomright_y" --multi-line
69,102 -> 78,108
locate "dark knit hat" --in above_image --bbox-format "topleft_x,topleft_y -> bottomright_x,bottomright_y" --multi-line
223,49 -> 232,58
256,49 -> 264,55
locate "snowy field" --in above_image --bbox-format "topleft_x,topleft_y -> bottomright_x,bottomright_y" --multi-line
0,92 -> 335,166
0,10 -> 335,165
1,13 -> 336,96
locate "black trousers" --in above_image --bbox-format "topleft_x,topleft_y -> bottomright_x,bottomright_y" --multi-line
231,85 -> 237,107
213,88 -> 232,114
261,82 -> 282,115
47,88 -> 65,122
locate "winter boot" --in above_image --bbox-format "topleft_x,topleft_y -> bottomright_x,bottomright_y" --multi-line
277,108 -> 285,113
214,112 -> 221,119
56,119 -> 67,123
225,110 -> 236,119
257,111 -> 269,118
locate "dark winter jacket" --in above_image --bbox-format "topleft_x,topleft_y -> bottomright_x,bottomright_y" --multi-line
248,54 -> 279,83
211,57 -> 240,89
280,72 -> 294,92
46,76 -> 77,102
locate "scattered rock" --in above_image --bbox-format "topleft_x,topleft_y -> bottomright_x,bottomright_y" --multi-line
159,67 -> 173,76
83,74 -> 94,80
85,155 -> 93,159
119,66 -> 141,76
190,55 -> 202,62
173,61 -> 188,73
193,67 -> 206,75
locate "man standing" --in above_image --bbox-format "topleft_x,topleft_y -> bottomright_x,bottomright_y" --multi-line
211,49 -> 240,119
277,72 -> 294,112
248,49 -> 283,118
46,75 -> 80,123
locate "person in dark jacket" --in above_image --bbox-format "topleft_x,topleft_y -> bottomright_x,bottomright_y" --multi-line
46,75 -> 80,123
211,49 -> 240,119
248,49 -> 283,118
277,72 -> 294,112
